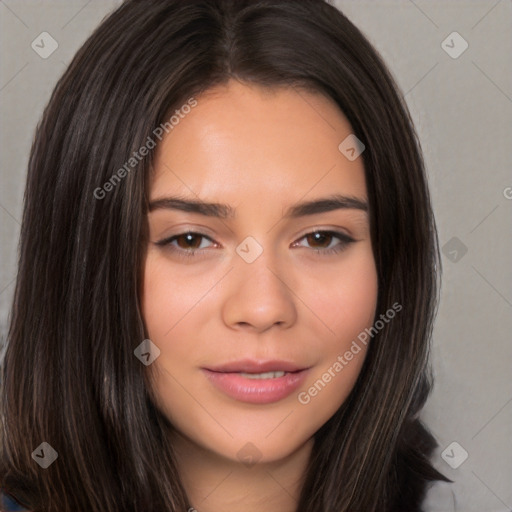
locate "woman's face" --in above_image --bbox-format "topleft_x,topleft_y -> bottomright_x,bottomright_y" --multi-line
142,79 -> 378,464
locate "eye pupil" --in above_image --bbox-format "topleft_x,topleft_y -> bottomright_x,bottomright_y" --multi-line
307,232 -> 331,248
178,233 -> 201,249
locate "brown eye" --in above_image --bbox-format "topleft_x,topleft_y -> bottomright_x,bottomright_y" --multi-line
174,233 -> 204,250
155,232 -> 215,256
295,230 -> 355,255
305,232 -> 335,249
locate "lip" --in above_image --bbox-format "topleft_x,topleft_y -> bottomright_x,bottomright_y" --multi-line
202,360 -> 310,404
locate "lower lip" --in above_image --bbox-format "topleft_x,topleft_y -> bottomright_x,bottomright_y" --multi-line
202,369 -> 309,404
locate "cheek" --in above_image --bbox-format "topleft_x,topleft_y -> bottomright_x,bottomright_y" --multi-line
142,262 -> 175,341
141,274 -> 162,340
141,254 -> 208,340
296,248 -> 378,411
141,254 -> 216,383
140,257 -> 199,419
336,259 -> 378,335
300,247 -> 378,346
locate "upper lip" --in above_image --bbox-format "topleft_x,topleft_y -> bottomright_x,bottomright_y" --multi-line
204,359 -> 307,373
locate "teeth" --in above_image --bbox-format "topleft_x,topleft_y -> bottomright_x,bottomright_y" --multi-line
239,371 -> 286,379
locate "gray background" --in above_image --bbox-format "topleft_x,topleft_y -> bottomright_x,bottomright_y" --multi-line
0,1 -> 510,511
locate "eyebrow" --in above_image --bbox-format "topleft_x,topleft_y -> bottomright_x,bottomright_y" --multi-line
148,194 -> 368,218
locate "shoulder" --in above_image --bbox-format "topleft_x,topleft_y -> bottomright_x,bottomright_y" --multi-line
0,491 -> 31,511
422,481 -> 456,512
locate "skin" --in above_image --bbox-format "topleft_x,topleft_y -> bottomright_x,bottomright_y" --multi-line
141,79 -> 378,512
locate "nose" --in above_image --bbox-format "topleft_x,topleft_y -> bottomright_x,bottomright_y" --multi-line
221,252 -> 298,333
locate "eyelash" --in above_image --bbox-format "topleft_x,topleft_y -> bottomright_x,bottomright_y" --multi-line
154,230 -> 356,259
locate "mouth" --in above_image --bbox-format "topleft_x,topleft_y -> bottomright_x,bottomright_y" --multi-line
238,370 -> 287,379
202,360 -> 310,404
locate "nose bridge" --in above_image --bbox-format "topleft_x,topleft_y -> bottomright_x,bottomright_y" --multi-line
235,242 -> 289,303
238,248 -> 282,293
221,240 -> 297,330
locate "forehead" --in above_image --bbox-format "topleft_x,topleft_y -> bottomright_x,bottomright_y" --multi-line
151,80 -> 367,205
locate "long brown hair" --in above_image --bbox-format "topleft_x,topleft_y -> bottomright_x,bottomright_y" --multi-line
1,1 -> 448,510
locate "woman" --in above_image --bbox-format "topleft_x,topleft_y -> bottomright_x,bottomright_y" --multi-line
0,1 -> 450,510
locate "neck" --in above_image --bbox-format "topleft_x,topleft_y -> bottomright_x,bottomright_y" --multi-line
172,433 -> 313,512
